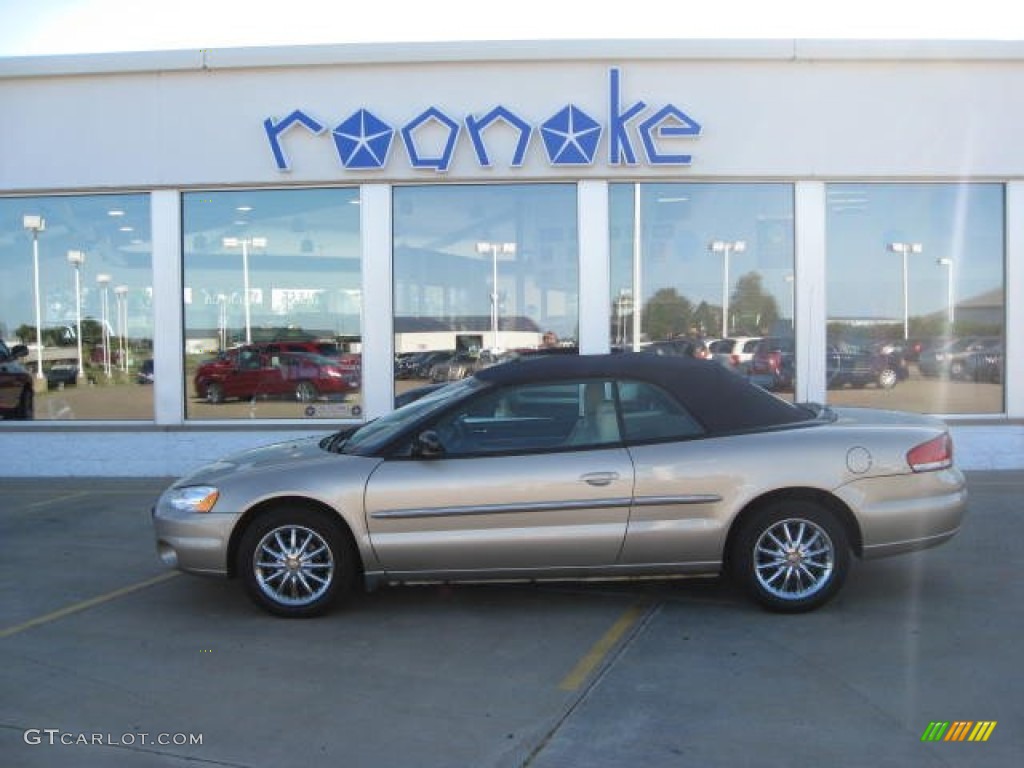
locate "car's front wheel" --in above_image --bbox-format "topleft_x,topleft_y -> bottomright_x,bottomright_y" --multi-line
731,500 -> 850,613
237,506 -> 355,618
877,367 -> 899,389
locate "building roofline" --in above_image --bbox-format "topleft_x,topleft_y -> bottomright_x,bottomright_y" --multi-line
3,38 -> 1024,79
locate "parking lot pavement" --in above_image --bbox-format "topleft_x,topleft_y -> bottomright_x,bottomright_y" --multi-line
1,472 -> 1021,767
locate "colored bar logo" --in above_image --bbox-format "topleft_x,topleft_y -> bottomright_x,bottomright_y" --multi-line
921,721 -> 997,742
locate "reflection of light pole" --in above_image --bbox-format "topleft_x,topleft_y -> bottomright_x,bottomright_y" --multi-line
23,215 -> 46,380
616,289 -> 633,346
217,293 -> 227,350
114,285 -> 128,372
67,250 -> 85,383
475,241 -> 516,350
222,236 -> 267,345
96,273 -> 112,377
936,257 -> 954,325
887,241 -> 924,340
784,273 -> 795,331
709,239 -> 747,338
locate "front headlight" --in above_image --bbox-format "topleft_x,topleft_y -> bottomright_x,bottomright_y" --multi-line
166,486 -> 220,513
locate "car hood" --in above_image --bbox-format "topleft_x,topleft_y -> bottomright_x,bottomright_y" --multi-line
176,435 -> 341,486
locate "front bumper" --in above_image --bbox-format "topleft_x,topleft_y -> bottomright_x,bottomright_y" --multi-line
152,503 -> 237,576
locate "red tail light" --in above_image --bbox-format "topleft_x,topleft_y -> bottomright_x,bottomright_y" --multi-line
907,433 -> 953,472
731,354 -> 741,366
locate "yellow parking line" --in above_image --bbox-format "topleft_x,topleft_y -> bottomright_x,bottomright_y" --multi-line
0,572 -> 180,639
559,602 -> 649,691
25,491 -> 90,509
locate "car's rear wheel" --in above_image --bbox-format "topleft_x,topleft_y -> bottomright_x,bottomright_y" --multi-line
205,382 -> 225,404
238,506 -> 355,618
731,500 -> 850,613
13,386 -> 33,419
295,381 -> 318,402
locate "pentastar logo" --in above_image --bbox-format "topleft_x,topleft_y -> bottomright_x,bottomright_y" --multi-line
263,68 -> 701,173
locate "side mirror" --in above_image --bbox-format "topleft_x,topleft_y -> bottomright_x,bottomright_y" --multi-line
412,430 -> 445,459
10,344 -> 29,360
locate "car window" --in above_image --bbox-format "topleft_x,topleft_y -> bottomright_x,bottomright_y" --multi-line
429,380 -> 620,457
616,380 -> 705,442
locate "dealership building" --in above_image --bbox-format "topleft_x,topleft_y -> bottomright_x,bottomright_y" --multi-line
0,39 -> 1021,475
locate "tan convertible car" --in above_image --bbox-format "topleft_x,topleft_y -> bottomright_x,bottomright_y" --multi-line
152,353 -> 967,617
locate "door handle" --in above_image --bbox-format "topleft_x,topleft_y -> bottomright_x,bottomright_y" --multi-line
581,471 -> 619,487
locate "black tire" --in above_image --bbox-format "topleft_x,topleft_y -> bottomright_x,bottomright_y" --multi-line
731,500 -> 850,613
11,386 -> 34,420
237,506 -> 355,618
295,381 -> 318,402
206,381 -> 225,404
17,386 -> 34,419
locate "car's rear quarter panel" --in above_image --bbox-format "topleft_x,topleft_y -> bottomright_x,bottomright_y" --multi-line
620,418 -> 964,566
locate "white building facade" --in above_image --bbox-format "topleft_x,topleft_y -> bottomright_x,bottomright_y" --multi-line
0,39 -> 1021,475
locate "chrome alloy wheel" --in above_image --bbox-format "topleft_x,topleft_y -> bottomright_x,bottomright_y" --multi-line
252,524 -> 335,607
753,518 -> 835,600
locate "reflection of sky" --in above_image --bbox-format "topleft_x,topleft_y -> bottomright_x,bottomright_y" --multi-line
610,183 -> 795,316
0,194 -> 151,338
393,185 -> 579,338
826,184 -> 1003,319
182,188 -> 362,336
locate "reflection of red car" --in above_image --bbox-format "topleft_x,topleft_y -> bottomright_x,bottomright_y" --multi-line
194,346 -> 355,404
0,340 -> 33,419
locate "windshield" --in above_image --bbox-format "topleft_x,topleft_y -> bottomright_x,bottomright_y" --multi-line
327,377 -> 484,456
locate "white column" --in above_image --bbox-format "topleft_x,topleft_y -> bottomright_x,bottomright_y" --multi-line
577,180 -> 611,355
794,181 -> 827,404
360,184 -> 394,420
151,190 -> 184,425
1006,182 -> 1023,418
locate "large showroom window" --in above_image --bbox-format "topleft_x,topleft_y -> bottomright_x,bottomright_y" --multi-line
392,184 -> 578,398
0,194 -> 153,421
609,183 -> 796,395
826,184 -> 1005,414
182,188 -> 362,420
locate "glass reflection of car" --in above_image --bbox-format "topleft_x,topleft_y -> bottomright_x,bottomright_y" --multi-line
917,337 -> 993,379
826,341 -> 906,389
193,346 -> 355,404
0,340 -> 33,420
429,350 -> 505,382
748,337 -> 796,391
137,358 -> 155,385
405,350 -> 455,380
45,362 -> 79,390
154,353 -> 967,618
634,338 -> 714,360
709,337 -> 763,374
947,337 -> 1000,381
953,339 -> 1003,383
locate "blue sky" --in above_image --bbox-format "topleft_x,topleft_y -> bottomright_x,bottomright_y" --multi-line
0,0 -> 1019,57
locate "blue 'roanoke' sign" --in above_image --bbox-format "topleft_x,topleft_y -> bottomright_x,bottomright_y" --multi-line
264,68 -> 700,173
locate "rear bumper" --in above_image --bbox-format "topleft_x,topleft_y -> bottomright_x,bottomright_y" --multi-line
834,468 -> 968,559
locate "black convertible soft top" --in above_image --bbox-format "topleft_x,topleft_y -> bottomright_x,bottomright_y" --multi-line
474,352 -> 813,435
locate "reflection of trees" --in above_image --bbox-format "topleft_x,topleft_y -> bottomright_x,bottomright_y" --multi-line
641,273 -> 779,341
729,272 -> 779,335
643,288 -> 694,340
